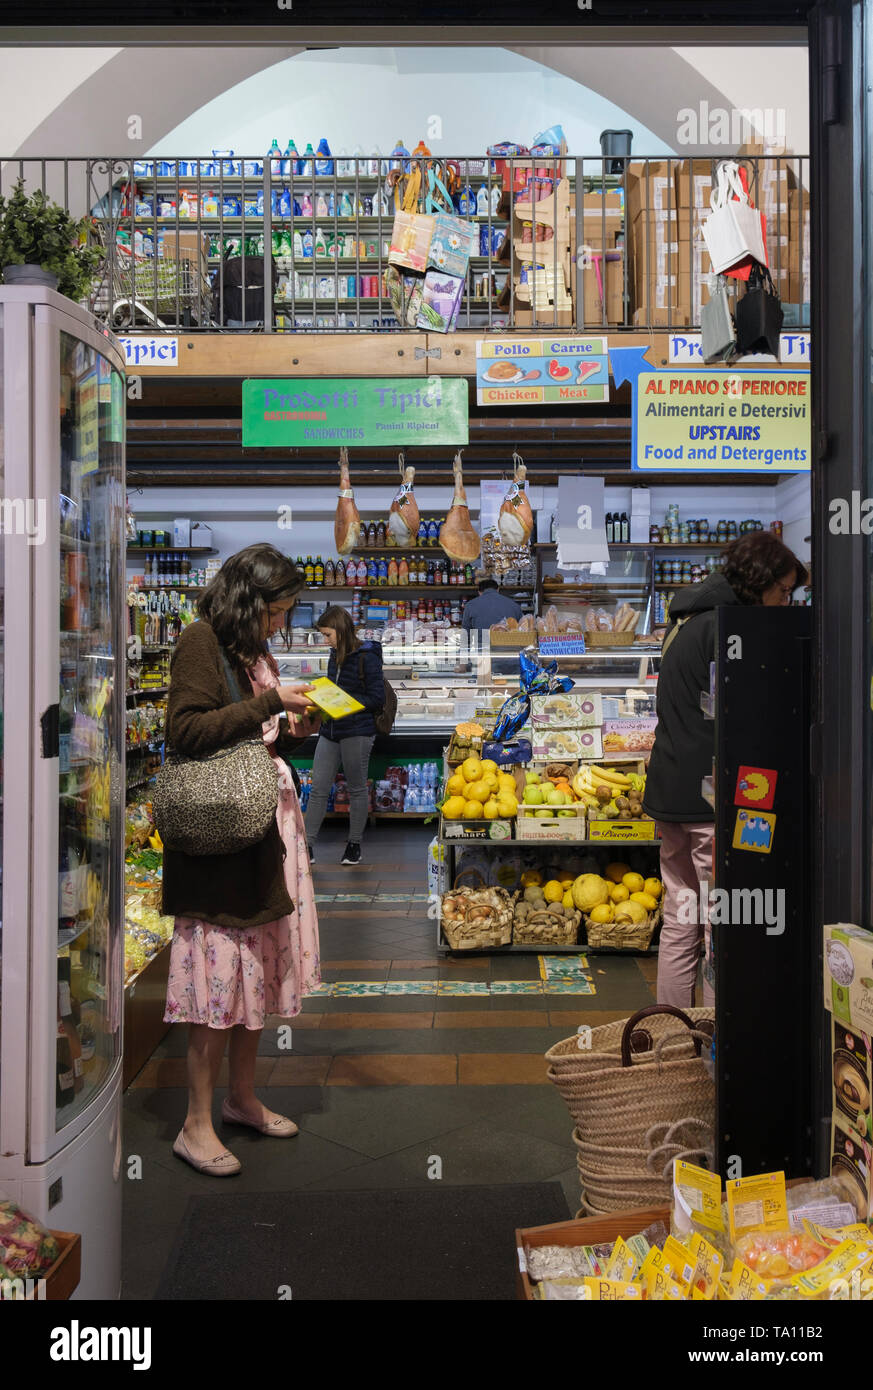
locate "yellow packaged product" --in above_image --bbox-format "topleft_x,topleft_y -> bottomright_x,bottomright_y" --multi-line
581,1277 -> 642,1301
726,1170 -> 788,1241
305,677 -> 365,720
604,1237 -> 639,1283
791,1238 -> 873,1299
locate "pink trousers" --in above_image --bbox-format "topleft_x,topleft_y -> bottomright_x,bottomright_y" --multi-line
655,821 -> 715,1009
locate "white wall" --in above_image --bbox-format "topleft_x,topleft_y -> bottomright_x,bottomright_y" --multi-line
128,477 -> 806,571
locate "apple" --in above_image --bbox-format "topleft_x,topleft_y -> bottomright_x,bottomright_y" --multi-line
523,785 -> 543,806
525,771 -> 541,785
536,808 -> 554,818
557,809 -> 577,817
547,788 -> 566,806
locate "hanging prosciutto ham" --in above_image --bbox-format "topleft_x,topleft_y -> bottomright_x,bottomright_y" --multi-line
497,455 -> 534,546
440,452 -> 480,564
334,447 -> 361,554
387,458 -> 420,545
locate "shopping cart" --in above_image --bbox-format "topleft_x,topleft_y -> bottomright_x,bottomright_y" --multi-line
89,218 -> 212,330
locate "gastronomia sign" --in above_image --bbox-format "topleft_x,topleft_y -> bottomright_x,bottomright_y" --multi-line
609,348 -> 811,474
242,377 -> 469,448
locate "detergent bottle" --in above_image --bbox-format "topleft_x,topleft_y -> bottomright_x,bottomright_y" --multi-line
300,143 -> 315,177
267,138 -> 282,175
315,137 -> 334,176
282,139 -> 299,177
390,139 -> 410,174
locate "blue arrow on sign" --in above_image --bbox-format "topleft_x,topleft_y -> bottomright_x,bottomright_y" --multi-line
608,345 -> 654,390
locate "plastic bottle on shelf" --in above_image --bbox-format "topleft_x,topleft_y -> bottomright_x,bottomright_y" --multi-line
267,138 -> 283,175
282,139 -> 299,177
356,557 -> 367,585
315,138 -> 334,176
476,184 -> 490,216
390,140 -> 410,174
300,143 -> 316,177
491,184 -> 502,215
366,558 -> 378,585
339,189 -> 354,218
416,517 -> 428,546
387,556 -> 398,585
314,556 -> 324,586
377,557 -> 388,586
302,228 -> 314,258
427,517 -> 440,545
300,191 -> 314,217
334,559 -> 345,586
398,557 -> 409,586
315,192 -> 329,219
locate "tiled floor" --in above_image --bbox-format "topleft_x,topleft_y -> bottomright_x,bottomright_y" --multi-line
121,823 -> 659,1300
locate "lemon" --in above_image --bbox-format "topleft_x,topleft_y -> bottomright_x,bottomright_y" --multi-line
622,872 -> 645,894
496,796 -> 518,818
466,780 -> 491,805
445,772 -> 466,798
520,869 -> 543,887
562,891 -> 575,910
482,772 -> 499,793
463,799 -> 484,819
609,883 -> 630,903
479,759 -> 499,776
605,861 -> 632,884
461,756 -> 483,783
498,773 -> 517,795
543,880 -> 564,903
630,891 -> 658,912
441,795 -> 466,820
644,877 -> 663,901
482,801 -> 500,820
589,902 -> 615,924
558,872 -> 575,885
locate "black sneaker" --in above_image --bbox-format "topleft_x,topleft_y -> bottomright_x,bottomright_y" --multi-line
341,842 -> 362,865
308,844 -> 314,864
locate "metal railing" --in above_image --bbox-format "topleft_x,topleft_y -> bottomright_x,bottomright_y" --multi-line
0,154 -> 811,334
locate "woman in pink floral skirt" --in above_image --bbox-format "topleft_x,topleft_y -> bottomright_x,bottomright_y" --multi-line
161,544 -> 321,1177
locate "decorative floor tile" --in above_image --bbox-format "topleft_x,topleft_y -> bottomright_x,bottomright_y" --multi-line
541,954 -> 591,977
542,979 -> 596,994
383,981 -> 439,995
331,982 -> 387,996
376,893 -> 413,901
313,894 -> 336,903
488,981 -> 544,995
305,982 -> 335,997
333,893 -> 375,902
436,981 -> 491,996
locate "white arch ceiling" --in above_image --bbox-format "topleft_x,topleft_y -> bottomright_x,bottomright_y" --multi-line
0,43 -> 808,159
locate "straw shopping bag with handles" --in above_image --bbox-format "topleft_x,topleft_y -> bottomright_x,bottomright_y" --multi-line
440,868 -> 516,950
545,1005 -> 715,1213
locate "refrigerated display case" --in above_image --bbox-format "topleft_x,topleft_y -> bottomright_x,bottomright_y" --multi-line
0,287 -> 126,1300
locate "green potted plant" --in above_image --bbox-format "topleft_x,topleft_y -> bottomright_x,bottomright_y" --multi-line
0,180 -> 102,300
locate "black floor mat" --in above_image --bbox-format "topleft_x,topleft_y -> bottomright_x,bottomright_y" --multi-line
155,1182 -> 569,1301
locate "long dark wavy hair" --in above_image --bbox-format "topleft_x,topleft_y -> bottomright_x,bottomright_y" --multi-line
722,531 -> 809,605
198,544 -> 305,667
317,604 -> 361,672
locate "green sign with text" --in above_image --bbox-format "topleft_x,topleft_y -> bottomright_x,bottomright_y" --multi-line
242,377 -> 469,448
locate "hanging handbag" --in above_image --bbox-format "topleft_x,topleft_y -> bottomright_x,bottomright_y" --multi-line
701,160 -> 768,275
152,648 -> 279,857
700,274 -> 737,364
734,261 -> 784,357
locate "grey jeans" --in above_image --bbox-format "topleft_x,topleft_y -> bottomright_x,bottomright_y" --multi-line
305,734 -> 375,844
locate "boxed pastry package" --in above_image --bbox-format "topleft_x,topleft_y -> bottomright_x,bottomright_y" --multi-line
602,718 -> 658,755
823,922 -> 873,1033
832,1018 -> 873,1141
530,691 -> 602,728
532,727 -> 603,762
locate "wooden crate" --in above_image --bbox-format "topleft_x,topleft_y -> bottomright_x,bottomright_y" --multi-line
22,1232 -> 82,1300
516,806 -> 586,841
515,1205 -> 670,1300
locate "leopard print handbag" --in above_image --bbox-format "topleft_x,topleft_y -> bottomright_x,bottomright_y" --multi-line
152,649 -> 279,856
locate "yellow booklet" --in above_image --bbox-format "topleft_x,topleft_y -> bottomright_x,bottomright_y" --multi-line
306,677 -> 365,720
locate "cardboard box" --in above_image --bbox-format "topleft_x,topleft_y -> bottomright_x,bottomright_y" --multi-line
533,728 -> 603,761
601,718 -> 657,755
674,159 -> 714,211
441,819 -> 513,841
830,1113 -> 873,1221
832,1017 -> 873,1141
626,162 -> 677,222
581,251 -> 624,325
531,692 -> 603,728
824,923 -> 873,1033
632,307 -> 690,328
190,522 -> 213,548
587,819 -> 656,841
172,518 -> 191,547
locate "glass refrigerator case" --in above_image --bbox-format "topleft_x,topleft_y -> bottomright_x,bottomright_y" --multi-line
0,288 -> 126,1299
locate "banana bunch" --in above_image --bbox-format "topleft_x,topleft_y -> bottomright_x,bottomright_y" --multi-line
573,763 -> 646,820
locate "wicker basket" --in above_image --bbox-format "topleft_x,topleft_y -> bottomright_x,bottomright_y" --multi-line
582,903 -> 661,951
513,907 -> 581,946
441,868 -> 515,950
545,1005 -> 715,1167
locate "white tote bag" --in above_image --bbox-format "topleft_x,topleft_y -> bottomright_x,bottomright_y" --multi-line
701,161 -> 768,274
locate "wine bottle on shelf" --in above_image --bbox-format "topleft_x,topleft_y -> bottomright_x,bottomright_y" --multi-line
315,556 -> 324,586
621,512 -> 630,543
606,513 -> 614,543
305,556 -> 315,585
56,1012 -> 75,1110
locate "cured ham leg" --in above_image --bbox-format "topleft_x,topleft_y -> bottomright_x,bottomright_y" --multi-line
440,452 -> 480,563
334,447 -> 361,554
388,459 -> 420,545
498,455 -> 534,545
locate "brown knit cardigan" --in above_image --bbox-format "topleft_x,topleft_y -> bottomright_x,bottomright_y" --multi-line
161,619 -> 302,930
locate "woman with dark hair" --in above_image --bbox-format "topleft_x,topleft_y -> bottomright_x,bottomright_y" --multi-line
161,544 -> 322,1176
643,531 -> 809,1008
304,604 -> 385,866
